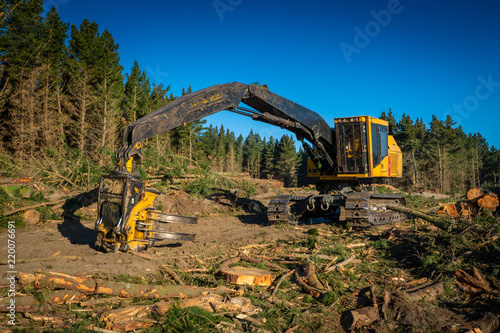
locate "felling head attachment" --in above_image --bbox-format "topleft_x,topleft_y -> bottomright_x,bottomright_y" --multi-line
95,172 -> 197,252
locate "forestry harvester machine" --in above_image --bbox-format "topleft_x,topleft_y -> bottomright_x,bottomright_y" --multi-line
95,82 -> 406,252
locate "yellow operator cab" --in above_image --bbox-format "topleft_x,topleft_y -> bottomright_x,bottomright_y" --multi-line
307,116 -> 402,181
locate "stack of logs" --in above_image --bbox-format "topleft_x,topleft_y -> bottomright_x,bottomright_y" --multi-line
437,188 -> 499,218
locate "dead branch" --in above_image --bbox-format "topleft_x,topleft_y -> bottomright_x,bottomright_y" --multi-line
294,269 -> 323,298
240,254 -> 287,272
235,314 -> 265,326
271,269 -> 295,300
455,267 -> 491,294
159,266 -> 185,286
346,242 -> 368,249
284,324 -> 301,333
4,199 -> 66,216
324,254 -> 356,273
218,257 -> 241,272
386,203 -> 452,232
301,262 -> 324,290
369,285 -> 377,308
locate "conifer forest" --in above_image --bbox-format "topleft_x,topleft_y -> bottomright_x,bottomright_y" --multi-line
1,1 -> 500,333
1,1 -> 499,191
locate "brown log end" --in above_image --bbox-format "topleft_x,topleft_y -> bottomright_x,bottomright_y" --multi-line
477,193 -> 499,211
221,266 -> 273,286
467,188 -> 483,201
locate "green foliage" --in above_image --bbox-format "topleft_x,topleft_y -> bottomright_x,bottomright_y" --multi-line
307,228 -> 319,248
149,305 -> 231,332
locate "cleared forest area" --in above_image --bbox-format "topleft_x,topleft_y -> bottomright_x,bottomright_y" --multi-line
0,175 -> 499,332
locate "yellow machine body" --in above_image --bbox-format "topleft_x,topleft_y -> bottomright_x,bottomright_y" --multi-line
307,116 -> 402,181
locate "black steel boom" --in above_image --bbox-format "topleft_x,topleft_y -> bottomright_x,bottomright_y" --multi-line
115,82 -> 336,173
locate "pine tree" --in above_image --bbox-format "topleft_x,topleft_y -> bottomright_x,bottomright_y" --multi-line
122,60 -> 150,123
0,0 -> 45,158
276,134 -> 299,187
261,136 -> 276,179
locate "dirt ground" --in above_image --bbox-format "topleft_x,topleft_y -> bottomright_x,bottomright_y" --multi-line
0,195 -> 306,277
1,182 -> 499,332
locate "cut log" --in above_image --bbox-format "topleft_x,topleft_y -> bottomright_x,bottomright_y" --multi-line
153,294 -> 261,315
467,188 -> 484,201
221,266 -> 273,286
455,267 -> 491,294
477,193 -> 499,212
406,282 -> 444,302
386,204 -> 452,232
437,204 -> 459,218
18,271 -> 233,299
341,306 -> 379,330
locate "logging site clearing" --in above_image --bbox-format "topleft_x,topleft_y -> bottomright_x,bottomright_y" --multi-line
0,175 -> 499,332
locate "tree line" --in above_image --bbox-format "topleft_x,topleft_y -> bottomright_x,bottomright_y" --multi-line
1,1 -> 498,192
381,109 -> 500,193
0,1 -> 301,188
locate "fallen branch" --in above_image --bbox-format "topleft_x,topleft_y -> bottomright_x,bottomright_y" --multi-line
271,269 -> 295,300
294,269 -> 323,298
218,257 -> 241,272
4,199 -> 66,216
386,204 -> 452,232
160,266 -> 185,286
240,255 -> 286,272
324,254 -> 356,273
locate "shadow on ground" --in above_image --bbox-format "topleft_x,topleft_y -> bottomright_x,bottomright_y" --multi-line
58,188 -> 99,248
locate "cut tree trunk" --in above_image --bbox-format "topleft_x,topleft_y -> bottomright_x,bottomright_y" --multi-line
477,193 -> 499,212
341,306 -> 379,330
18,271 -> 233,299
467,188 -> 483,201
221,266 -> 273,286
386,204 -> 451,232
437,204 -> 459,218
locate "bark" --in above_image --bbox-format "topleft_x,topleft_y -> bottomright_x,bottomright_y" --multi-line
386,204 -> 452,232
18,271 -> 233,299
324,254 -> 356,273
341,306 -> 379,330
405,282 -> 444,302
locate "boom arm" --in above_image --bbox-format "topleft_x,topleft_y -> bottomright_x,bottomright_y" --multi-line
115,82 -> 336,173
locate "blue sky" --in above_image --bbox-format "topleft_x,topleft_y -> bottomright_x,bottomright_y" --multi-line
47,0 -> 500,148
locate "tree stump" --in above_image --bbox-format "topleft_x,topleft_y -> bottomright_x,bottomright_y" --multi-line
221,266 -> 273,286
